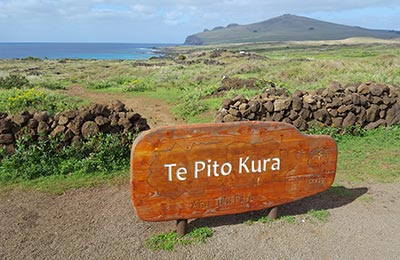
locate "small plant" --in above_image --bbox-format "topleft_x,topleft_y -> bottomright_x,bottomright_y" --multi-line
145,227 -> 213,251
88,80 -> 115,89
174,87 -> 208,119
122,78 -> 154,92
279,215 -> 297,224
304,209 -> 330,222
145,231 -> 178,251
244,214 -> 296,225
0,74 -> 29,89
177,54 -> 186,61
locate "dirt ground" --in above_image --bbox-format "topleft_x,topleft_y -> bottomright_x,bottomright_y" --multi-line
62,84 -> 183,128
1,182 -> 400,260
1,87 -> 400,259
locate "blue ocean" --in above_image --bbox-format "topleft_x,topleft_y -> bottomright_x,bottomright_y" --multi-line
0,42 -> 176,60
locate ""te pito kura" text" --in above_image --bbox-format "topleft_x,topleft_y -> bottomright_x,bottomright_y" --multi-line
164,156 -> 281,181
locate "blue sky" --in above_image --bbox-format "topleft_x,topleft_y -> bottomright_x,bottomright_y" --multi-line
0,0 -> 399,43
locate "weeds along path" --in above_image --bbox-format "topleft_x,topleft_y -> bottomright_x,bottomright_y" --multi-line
63,84 -> 182,128
1,183 -> 400,259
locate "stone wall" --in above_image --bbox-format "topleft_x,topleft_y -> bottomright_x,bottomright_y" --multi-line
0,100 -> 150,153
215,82 -> 400,130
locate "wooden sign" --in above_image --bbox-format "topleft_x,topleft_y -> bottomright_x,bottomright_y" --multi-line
130,121 -> 337,221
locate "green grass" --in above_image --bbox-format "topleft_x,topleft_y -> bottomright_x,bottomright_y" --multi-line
244,209 -> 329,225
329,186 -> 355,197
357,194 -> 374,203
304,209 -> 330,222
145,227 -> 213,251
0,170 -> 128,195
336,126 -> 400,183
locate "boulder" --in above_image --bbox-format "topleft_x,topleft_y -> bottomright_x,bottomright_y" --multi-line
33,111 -> 49,122
0,133 -> 14,144
365,119 -> 386,130
342,112 -> 357,128
248,101 -> 260,113
370,84 -> 383,96
357,82 -> 371,95
264,101 -> 274,113
108,100 -> 126,112
274,98 -> 291,112
221,99 -> 233,109
95,116 -> 111,126
37,121 -> 50,134
50,125 -> 66,138
11,114 -> 30,126
366,105 -> 379,122
292,97 -> 303,111
223,114 -> 237,122
81,121 -> 100,138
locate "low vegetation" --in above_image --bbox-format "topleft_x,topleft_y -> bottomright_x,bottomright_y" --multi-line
0,87 -> 85,114
0,40 -> 399,192
244,208 -> 329,225
145,227 -> 213,251
0,132 -> 136,183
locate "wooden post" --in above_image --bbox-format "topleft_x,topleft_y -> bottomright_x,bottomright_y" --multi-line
176,219 -> 188,237
267,206 -> 278,219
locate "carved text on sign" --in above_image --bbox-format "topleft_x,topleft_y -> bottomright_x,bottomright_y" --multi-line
164,156 -> 280,181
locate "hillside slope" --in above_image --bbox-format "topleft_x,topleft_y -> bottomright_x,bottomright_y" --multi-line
184,14 -> 400,45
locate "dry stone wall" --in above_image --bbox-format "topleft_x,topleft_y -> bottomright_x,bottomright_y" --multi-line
0,100 -> 150,153
215,82 -> 400,130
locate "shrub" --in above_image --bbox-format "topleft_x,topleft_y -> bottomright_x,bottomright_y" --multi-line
0,132 -> 137,182
88,80 -> 116,89
0,74 -> 29,89
34,80 -> 66,90
174,87 -> 207,119
122,79 -> 154,92
177,54 -> 186,61
0,87 -> 85,114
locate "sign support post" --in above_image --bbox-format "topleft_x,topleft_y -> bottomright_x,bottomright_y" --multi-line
176,219 -> 188,237
267,207 -> 278,219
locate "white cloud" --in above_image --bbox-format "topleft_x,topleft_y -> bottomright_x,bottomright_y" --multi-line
164,11 -> 181,25
0,0 -> 399,42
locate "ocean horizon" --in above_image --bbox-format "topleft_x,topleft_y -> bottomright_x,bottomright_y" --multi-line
0,42 -> 179,60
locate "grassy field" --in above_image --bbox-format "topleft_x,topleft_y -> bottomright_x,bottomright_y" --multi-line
0,39 -> 399,192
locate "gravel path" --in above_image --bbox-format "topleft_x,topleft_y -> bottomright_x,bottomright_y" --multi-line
1,182 -> 399,259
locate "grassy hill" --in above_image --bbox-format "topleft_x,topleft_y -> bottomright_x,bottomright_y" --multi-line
184,14 -> 400,45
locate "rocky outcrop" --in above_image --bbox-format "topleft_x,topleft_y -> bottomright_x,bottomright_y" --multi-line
215,82 -> 400,130
184,35 -> 204,45
0,100 -> 150,153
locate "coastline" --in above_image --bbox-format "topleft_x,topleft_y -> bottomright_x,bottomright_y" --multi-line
0,42 -> 181,60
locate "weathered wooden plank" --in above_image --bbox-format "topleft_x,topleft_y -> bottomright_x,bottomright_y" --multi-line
130,121 -> 337,221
